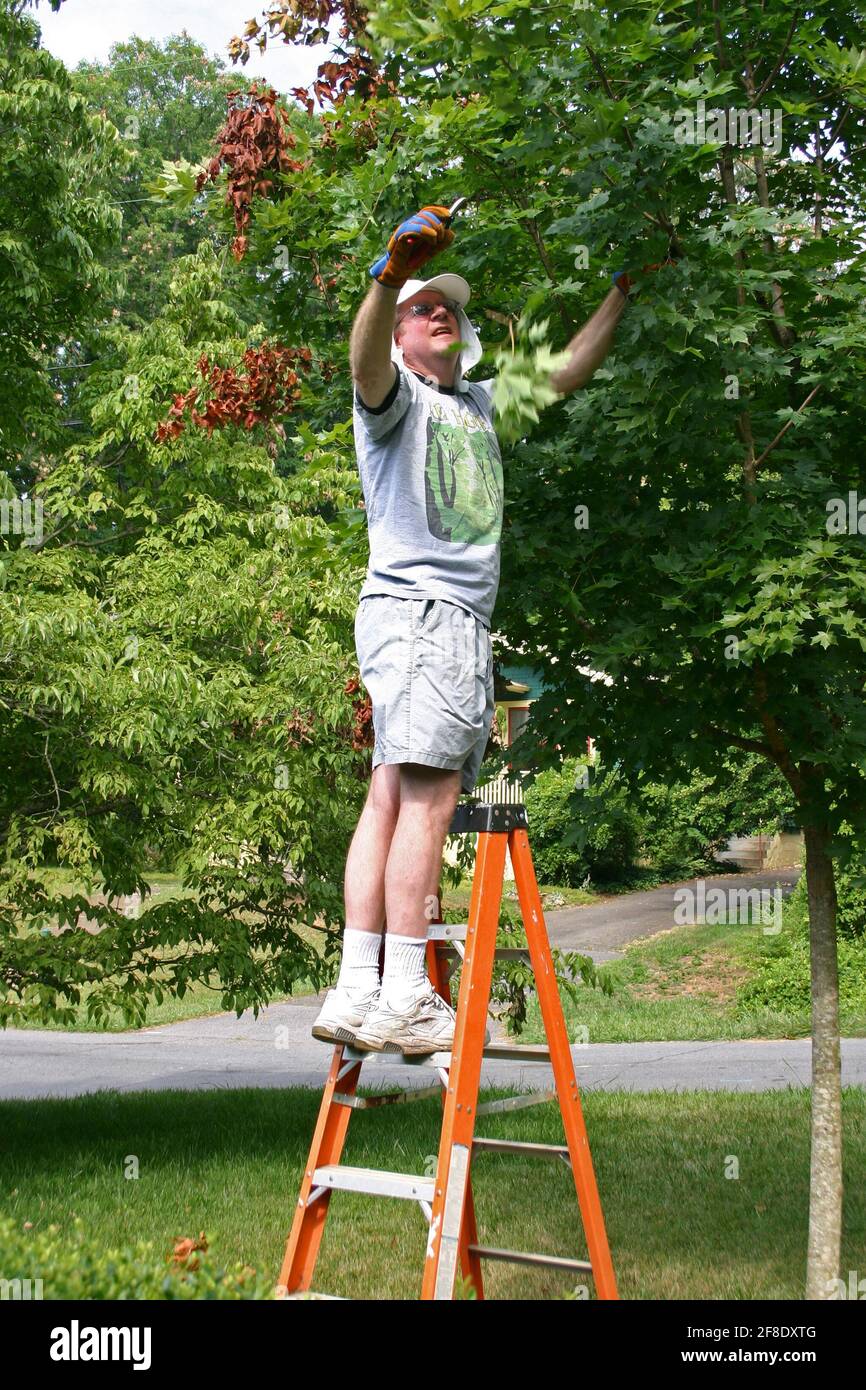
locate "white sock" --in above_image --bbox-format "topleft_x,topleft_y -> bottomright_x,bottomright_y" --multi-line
381,931 -> 429,1006
336,927 -> 382,996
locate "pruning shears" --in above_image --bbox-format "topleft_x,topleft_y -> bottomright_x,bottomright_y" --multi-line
444,196 -> 469,226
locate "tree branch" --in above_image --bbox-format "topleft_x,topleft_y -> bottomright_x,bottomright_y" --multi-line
737,409 -> 757,501
703,724 -> 773,757
753,668 -> 803,799
754,384 -> 822,471
749,11 -> 799,107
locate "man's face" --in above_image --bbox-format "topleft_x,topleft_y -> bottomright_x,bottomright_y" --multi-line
394,290 -> 460,359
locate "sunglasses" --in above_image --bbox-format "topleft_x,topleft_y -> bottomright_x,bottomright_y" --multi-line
397,299 -> 461,322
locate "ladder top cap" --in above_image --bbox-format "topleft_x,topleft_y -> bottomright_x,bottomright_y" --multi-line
449,802 -> 528,834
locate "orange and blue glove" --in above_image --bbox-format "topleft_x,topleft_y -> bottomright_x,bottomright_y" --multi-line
369,205 -> 455,289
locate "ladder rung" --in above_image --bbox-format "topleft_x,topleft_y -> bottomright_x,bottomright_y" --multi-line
427,922 -> 468,940
311,1165 -> 435,1203
280,1290 -> 349,1300
468,1245 -> 593,1274
333,1084 -> 442,1109
476,1090 -> 557,1116
482,1043 -> 550,1062
436,946 -> 530,962
340,1043 -> 550,1068
472,1138 -> 571,1161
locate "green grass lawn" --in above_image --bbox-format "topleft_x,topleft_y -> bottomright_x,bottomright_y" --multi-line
520,917 -> 866,1044
1,1085 -> 863,1300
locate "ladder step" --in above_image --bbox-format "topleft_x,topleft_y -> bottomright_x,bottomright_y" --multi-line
281,1290 -> 349,1300
449,802 -> 528,834
311,1165 -> 435,1203
472,1138 -> 571,1162
340,1043 -> 550,1067
476,1090 -> 557,1116
427,922 -> 469,940
333,1083 -> 442,1109
468,1245 -> 593,1274
483,1043 -> 550,1062
436,946 -> 530,962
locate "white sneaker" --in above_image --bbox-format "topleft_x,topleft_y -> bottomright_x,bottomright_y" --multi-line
352,982 -> 490,1057
311,985 -> 381,1045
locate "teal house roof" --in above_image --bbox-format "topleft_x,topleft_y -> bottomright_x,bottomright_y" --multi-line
495,663 -> 548,702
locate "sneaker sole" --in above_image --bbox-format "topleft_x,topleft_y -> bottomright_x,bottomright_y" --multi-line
350,1035 -> 403,1054
311,1024 -> 359,1045
400,1031 -> 490,1056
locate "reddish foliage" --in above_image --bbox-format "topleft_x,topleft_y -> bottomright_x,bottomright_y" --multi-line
231,4 -> 396,114
155,343 -> 312,443
344,676 -> 373,751
291,51 -> 396,115
196,83 -> 308,260
169,1233 -> 208,1270
285,707 -> 316,747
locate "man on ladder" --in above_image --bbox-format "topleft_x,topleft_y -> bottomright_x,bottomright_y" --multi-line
312,200 -> 631,1057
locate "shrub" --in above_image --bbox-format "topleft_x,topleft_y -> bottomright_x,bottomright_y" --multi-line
737,930 -> 866,1015
737,843 -> 866,1016
0,1215 -> 274,1299
524,757 -> 643,886
638,754 -> 796,876
784,846 -> 866,943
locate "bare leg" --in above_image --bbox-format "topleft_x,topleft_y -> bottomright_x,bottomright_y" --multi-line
343,764 -> 401,934
384,764 -> 462,939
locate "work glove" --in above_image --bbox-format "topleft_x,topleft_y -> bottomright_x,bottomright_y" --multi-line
369,205 -> 455,289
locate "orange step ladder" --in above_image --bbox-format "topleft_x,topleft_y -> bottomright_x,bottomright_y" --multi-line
277,801 -> 618,1301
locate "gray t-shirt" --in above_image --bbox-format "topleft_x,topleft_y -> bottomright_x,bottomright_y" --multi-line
352,365 -> 503,628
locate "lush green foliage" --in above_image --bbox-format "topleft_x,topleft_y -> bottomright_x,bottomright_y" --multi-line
68,33 -> 258,332
522,752 -> 796,886
1,244 -> 368,1026
0,1213 -> 273,1299
524,757 -> 644,886
737,836 -> 866,1011
638,753 -> 797,874
785,840 -> 866,941
363,0 -> 866,855
738,923 -> 866,1015
0,3 -> 129,476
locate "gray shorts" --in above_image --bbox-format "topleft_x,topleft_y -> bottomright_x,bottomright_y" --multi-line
355,594 -> 494,795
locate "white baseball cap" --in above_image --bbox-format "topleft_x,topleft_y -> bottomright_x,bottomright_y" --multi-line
391,274 -> 482,391
395,274 -> 471,309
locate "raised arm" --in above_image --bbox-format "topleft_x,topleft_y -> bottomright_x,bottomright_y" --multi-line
349,281 -> 399,409
352,204 -> 456,409
549,284 -> 629,397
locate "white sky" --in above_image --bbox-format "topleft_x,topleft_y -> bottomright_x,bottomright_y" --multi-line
31,0 -> 338,92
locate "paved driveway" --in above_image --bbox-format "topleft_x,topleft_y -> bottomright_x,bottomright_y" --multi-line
543,868 -> 800,960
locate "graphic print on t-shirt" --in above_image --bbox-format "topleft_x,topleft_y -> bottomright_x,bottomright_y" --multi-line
424,411 -> 503,546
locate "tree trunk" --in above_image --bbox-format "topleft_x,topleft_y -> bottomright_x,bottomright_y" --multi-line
802,819 -> 842,1299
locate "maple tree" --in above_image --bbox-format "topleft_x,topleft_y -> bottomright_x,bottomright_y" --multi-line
205,0 -> 865,1302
